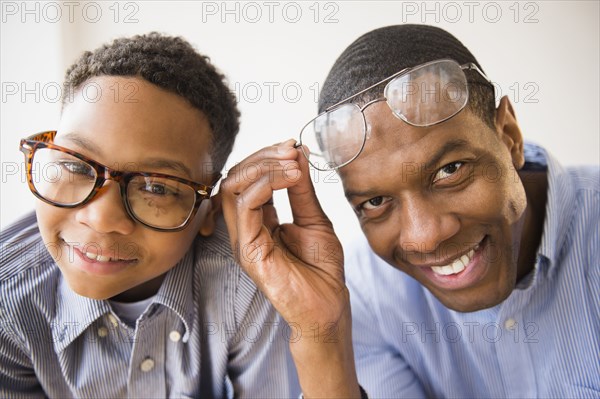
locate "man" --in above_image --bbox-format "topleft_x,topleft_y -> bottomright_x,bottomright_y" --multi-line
222,24 -> 599,397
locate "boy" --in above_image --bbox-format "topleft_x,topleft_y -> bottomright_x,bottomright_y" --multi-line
221,25 -> 599,397
0,33 -> 299,398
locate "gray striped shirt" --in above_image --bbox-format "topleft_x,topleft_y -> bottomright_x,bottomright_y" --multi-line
347,144 -> 600,397
0,215 -> 300,398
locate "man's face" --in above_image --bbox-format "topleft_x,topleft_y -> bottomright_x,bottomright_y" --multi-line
36,76 -> 216,301
339,101 -> 527,312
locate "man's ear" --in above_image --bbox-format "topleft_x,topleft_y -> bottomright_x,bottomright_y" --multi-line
495,96 -> 525,169
198,195 -> 222,237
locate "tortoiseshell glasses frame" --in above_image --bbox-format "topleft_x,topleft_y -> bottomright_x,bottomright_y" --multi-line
19,131 -> 221,232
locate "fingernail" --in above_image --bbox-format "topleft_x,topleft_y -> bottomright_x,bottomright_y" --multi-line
278,139 -> 297,154
284,168 -> 301,181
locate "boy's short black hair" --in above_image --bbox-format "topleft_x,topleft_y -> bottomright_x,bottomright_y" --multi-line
319,24 -> 496,129
62,32 -> 240,174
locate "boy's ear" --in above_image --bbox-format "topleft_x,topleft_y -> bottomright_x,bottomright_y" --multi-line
198,195 -> 222,237
495,96 -> 525,169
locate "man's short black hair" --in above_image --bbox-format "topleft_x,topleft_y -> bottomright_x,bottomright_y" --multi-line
62,32 -> 240,174
319,24 -> 496,129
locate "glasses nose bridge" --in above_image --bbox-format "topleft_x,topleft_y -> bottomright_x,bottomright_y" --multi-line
94,165 -> 131,199
91,165 -> 133,216
98,164 -> 128,184
359,96 -> 387,113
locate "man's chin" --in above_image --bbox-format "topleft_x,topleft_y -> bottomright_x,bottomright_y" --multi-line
431,284 -> 514,313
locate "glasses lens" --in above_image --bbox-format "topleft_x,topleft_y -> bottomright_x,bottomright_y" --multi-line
31,148 -> 97,205
126,175 -> 196,229
299,103 -> 366,170
384,60 -> 468,126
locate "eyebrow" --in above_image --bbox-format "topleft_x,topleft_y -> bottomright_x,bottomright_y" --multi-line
423,139 -> 470,172
344,187 -> 379,201
344,138 -> 470,200
60,132 -> 193,179
60,132 -> 104,156
137,158 -> 193,179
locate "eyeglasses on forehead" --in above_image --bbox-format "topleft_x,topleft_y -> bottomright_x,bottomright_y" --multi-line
296,59 -> 492,171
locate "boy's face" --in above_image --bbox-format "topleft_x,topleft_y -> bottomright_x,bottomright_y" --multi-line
36,76 -> 216,301
339,99 -> 528,312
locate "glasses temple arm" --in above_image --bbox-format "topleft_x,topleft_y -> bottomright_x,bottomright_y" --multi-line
462,63 -> 492,84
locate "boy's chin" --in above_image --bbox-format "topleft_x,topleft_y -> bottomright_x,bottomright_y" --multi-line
65,279 -> 120,300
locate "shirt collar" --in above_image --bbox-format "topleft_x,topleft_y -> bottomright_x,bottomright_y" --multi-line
52,246 -> 197,351
153,215 -> 235,342
524,143 -> 576,268
52,276 -> 111,353
195,214 -> 234,259
153,248 -> 195,342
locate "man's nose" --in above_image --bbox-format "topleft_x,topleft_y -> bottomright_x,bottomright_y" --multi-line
397,195 -> 460,254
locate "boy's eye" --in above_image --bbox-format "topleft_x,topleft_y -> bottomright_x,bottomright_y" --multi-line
59,160 -> 94,177
147,184 -> 165,195
142,183 -> 176,196
433,161 -> 464,183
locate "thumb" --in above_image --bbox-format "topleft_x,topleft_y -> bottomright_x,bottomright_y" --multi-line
287,146 -> 332,228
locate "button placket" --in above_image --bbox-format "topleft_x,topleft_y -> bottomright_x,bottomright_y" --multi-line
127,306 -> 166,397
140,357 -> 155,372
97,326 -> 109,338
169,330 -> 181,343
504,318 -> 518,331
107,313 -> 119,328
495,295 -> 536,397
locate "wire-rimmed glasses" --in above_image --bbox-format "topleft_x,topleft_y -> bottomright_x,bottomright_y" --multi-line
296,59 -> 492,171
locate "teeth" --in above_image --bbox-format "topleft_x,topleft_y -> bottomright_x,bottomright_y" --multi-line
432,264 -> 457,275
431,247 -> 476,276
460,254 -> 469,266
84,252 -> 113,262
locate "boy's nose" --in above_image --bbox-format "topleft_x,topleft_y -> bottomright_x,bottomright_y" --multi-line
74,181 -> 136,235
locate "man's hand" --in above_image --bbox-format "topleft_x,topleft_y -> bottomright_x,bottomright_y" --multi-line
221,140 -> 360,398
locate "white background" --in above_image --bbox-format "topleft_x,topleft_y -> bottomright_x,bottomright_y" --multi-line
1,1 -> 599,246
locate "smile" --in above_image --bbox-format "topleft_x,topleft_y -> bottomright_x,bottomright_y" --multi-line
430,243 -> 480,276
83,252 -> 133,263
414,236 -> 491,291
66,244 -> 139,277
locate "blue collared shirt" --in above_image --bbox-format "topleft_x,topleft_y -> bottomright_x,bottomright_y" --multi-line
346,144 -> 600,398
0,215 -> 300,398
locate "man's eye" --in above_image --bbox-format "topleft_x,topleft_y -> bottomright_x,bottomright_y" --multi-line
361,196 -> 388,210
355,196 -> 393,219
433,161 -> 464,182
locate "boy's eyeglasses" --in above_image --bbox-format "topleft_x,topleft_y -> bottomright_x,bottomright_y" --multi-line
295,59 -> 492,171
19,131 -> 221,232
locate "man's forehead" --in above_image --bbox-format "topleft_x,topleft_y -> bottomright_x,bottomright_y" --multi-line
339,106 -> 485,184
360,102 -> 437,152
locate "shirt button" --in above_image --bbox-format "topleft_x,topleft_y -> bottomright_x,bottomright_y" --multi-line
107,314 -> 119,328
504,318 -> 518,330
169,330 -> 181,342
140,358 -> 155,372
98,326 -> 109,338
